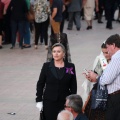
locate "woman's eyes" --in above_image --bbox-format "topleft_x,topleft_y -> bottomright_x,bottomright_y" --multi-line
53,51 -> 61,53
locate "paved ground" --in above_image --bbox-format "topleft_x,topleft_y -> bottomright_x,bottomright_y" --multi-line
0,12 -> 120,120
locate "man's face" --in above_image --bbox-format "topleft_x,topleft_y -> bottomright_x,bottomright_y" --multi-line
106,44 -> 115,57
64,100 -> 71,112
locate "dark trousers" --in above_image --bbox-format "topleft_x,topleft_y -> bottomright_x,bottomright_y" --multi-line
68,11 -> 81,29
0,19 -> 3,35
11,20 -> 25,47
34,18 -> 49,45
105,93 -> 120,120
43,100 -> 65,120
3,14 -> 11,43
105,0 -> 117,27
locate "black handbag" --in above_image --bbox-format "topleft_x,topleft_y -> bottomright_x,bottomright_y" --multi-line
40,110 -> 45,120
91,78 -> 108,110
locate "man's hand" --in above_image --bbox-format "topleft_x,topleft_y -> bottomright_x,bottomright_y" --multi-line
87,71 -> 98,82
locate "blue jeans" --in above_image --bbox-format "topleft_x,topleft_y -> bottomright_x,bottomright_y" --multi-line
11,20 -> 25,47
23,21 -> 30,45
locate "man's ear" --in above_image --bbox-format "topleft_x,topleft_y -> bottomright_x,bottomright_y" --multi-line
113,43 -> 116,49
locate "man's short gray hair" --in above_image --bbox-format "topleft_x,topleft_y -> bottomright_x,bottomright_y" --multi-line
66,94 -> 83,113
57,110 -> 73,120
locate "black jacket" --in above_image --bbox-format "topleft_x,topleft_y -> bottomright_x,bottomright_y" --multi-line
8,0 -> 28,21
36,60 -> 77,102
75,113 -> 88,120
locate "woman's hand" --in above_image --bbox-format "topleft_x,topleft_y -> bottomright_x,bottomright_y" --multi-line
36,102 -> 43,111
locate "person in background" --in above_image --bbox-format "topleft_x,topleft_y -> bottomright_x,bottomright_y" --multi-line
67,0 -> 82,31
23,0 -> 31,48
34,0 -> 50,49
2,0 -> 11,45
83,0 -> 98,30
8,0 -> 28,49
104,0 -> 117,29
0,0 -> 4,49
82,42 -> 111,120
36,43 -> 77,120
50,0 -> 63,34
57,110 -> 74,120
65,94 -> 88,120
86,34 -> 120,120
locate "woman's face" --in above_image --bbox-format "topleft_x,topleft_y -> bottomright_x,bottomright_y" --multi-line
102,48 -> 111,60
52,46 -> 65,61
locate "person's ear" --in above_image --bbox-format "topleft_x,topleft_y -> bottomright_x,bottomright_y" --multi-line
112,43 -> 116,49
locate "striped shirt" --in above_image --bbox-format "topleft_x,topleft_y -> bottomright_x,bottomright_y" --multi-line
100,50 -> 120,94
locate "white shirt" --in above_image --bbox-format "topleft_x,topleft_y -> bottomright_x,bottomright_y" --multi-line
100,50 -> 120,94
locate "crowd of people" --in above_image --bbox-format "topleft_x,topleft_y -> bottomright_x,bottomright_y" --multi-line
0,0 -> 120,49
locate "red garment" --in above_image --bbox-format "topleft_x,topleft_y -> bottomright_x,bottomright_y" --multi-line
1,0 -> 11,11
0,1 -> 4,19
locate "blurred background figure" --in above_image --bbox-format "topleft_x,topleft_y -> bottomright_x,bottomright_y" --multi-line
67,0 -> 82,31
33,0 -> 50,49
0,0 -> 4,49
23,0 -> 31,48
83,0 -> 98,30
8,0 -> 28,49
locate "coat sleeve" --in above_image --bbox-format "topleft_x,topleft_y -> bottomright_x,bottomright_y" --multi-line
36,63 -> 47,102
70,64 -> 77,94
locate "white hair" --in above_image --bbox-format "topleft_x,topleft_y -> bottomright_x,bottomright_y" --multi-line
57,110 -> 73,120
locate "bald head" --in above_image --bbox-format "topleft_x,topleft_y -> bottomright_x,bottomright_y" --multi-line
57,110 -> 73,120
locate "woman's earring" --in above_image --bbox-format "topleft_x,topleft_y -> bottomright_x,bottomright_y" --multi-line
63,56 -> 65,60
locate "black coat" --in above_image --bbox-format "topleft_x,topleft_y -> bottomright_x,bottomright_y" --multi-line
75,113 -> 88,120
36,60 -> 77,102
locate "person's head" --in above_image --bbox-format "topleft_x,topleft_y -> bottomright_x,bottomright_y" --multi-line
52,43 -> 66,61
105,34 -> 120,56
57,110 -> 73,120
65,94 -> 83,115
101,43 -> 111,61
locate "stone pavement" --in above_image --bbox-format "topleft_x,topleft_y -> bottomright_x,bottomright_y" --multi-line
0,13 -> 120,120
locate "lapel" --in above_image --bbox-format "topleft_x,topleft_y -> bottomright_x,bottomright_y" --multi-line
49,60 -> 59,79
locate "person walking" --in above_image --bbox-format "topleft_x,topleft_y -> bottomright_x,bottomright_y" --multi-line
67,0 -> 82,31
34,0 -> 50,49
36,43 -> 77,120
83,0 -> 98,30
0,0 -> 4,49
8,0 -> 28,49
50,0 -> 63,34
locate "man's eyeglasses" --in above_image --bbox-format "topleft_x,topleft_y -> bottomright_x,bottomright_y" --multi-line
64,105 -> 71,108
